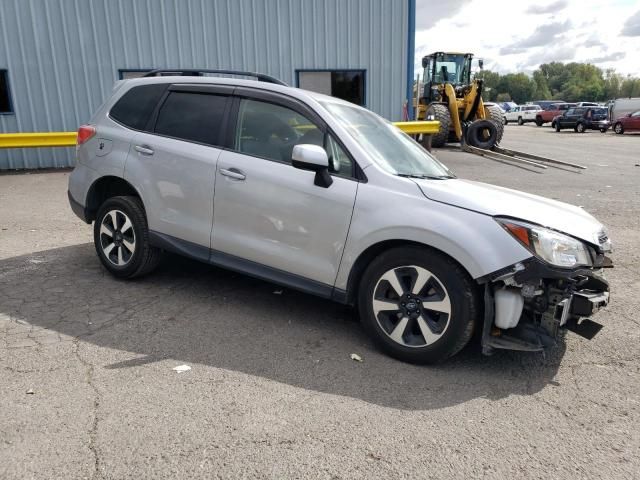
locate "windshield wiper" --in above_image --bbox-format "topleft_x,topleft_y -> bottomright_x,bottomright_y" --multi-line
397,173 -> 454,180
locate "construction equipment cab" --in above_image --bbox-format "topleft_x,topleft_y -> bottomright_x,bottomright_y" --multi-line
417,52 -> 503,149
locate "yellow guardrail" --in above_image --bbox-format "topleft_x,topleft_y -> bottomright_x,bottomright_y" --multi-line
0,121 -> 439,149
0,132 -> 77,148
393,121 -> 440,134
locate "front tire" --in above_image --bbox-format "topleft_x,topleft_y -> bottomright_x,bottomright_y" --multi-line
535,116 -> 543,127
484,105 -> 504,145
427,104 -> 452,147
555,122 -> 561,132
94,196 -> 162,279
358,246 -> 479,364
614,122 -> 624,134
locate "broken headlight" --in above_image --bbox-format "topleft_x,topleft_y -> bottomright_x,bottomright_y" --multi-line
497,219 -> 592,268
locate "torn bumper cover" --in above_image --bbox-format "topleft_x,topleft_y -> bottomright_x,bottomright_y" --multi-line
480,257 -> 612,354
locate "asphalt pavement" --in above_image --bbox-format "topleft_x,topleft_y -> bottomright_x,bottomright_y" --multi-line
1,125 -> 639,479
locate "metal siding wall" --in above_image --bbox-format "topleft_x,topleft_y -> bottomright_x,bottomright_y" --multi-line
0,0 -> 408,170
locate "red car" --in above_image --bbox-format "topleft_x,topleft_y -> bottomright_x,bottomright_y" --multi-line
536,103 -> 576,126
613,110 -> 640,134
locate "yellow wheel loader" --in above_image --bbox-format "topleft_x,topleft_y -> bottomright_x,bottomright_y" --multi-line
416,52 -> 504,148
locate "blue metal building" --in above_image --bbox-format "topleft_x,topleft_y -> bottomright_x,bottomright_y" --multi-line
0,0 -> 415,170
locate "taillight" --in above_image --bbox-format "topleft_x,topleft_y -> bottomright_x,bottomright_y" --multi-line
77,125 -> 96,145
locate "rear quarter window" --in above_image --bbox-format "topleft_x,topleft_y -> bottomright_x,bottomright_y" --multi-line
109,83 -> 168,130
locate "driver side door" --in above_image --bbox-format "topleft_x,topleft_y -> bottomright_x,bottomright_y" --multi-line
211,93 -> 359,293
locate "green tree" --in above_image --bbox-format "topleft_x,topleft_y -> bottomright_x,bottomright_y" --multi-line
479,70 -> 501,101
532,70 -> 551,100
603,69 -> 623,100
495,92 -> 512,102
497,73 -> 536,104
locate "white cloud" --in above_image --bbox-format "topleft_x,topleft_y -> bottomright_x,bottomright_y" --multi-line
414,0 -> 640,77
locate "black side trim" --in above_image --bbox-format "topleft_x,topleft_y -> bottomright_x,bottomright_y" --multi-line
68,190 -> 90,224
148,231 -> 210,263
148,230 -> 339,300
208,250 -> 334,299
168,84 -> 236,95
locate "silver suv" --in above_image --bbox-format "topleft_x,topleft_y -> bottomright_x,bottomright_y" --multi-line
68,70 -> 612,363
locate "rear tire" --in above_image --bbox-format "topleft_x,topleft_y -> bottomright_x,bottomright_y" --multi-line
484,105 -> 504,145
94,196 -> 162,279
517,116 -> 524,125
358,246 -> 478,364
576,122 -> 585,133
427,104 -> 452,147
535,116 -> 543,127
503,117 -> 508,125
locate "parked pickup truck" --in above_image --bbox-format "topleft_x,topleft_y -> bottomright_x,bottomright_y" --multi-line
503,105 -> 542,125
536,103 -> 576,127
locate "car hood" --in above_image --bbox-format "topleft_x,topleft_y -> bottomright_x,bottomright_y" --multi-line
416,179 -> 606,247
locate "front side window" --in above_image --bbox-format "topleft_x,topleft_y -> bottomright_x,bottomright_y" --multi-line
320,100 -> 453,179
154,92 -> 227,146
235,99 -> 322,163
110,83 -> 168,130
631,111 -> 640,117
235,99 -> 354,177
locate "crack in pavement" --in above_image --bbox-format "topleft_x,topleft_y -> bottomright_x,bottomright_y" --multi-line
73,339 -> 102,479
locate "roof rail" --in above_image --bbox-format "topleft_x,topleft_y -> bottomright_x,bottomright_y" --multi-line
142,69 -> 287,86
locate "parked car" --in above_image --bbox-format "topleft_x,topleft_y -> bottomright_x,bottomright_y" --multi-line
537,103 -> 576,127
499,101 -> 518,112
613,110 -> 640,134
575,102 -> 599,108
610,97 -> 640,123
553,107 -> 610,132
532,100 -> 565,110
68,70 -> 612,364
503,105 -> 542,125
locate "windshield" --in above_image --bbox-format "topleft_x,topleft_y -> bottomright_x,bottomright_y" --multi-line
320,101 -> 454,178
434,54 -> 468,84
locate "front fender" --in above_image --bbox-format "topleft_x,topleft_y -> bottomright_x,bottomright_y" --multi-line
334,182 -> 533,290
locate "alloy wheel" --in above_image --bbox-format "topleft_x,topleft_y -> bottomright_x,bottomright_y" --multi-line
372,266 -> 451,348
99,209 -> 136,266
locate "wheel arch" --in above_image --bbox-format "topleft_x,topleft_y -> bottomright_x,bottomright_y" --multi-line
85,176 -> 143,222
342,239 -> 476,306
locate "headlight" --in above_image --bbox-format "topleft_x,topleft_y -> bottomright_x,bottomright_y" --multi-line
497,219 -> 592,268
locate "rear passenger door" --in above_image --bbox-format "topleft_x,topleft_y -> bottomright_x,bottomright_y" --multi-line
124,85 -> 232,254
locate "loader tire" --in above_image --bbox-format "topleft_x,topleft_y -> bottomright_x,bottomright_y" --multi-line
427,104 -> 452,147
484,105 -> 504,145
466,120 -> 498,150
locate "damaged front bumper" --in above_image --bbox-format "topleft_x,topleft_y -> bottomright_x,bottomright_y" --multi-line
480,257 -> 612,355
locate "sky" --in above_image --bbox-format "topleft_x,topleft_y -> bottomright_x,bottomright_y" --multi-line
414,0 -> 640,77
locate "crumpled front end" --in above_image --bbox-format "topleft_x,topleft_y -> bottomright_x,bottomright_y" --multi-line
479,254 -> 612,354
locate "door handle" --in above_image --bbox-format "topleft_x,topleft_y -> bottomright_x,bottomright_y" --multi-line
134,145 -> 154,155
220,168 -> 246,181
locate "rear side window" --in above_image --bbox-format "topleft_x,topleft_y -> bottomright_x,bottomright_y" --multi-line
110,83 -> 167,130
154,92 -> 227,146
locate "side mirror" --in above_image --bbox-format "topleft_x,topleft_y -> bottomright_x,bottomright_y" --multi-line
421,57 -> 428,68
627,113 -> 632,117
478,59 -> 484,70
291,144 -> 333,188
